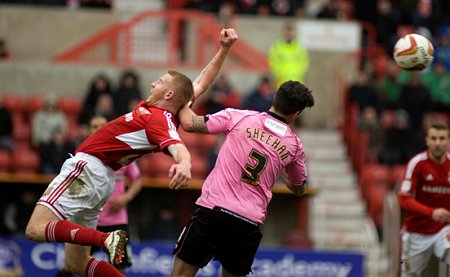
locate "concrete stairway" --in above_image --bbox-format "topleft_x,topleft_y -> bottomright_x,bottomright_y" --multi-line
298,129 -> 391,277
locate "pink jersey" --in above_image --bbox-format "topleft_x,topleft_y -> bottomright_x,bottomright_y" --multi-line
76,101 -> 182,171
196,109 -> 307,224
97,161 -> 141,226
398,151 -> 450,234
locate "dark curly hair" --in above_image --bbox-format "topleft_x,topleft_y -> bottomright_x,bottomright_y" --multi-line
272,80 -> 314,115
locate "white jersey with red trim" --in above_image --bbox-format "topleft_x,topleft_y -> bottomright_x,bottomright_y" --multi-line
76,101 -> 182,171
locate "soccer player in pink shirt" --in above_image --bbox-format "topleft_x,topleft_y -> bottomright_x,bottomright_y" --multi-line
398,121 -> 450,276
25,28 -> 239,277
172,80 -> 314,277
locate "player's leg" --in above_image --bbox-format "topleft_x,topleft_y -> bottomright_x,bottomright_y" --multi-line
25,204 -> 60,241
213,207 -> 262,277
433,225 -> 450,264
171,206 -> 214,277
63,243 -> 126,277
171,256 -> 199,277
400,232 -> 433,276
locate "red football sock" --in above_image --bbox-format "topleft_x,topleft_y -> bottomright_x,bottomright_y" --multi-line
45,220 -> 108,248
85,258 -> 124,277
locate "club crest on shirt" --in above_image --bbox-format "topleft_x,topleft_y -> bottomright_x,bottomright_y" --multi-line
264,118 -> 287,136
137,107 -> 151,116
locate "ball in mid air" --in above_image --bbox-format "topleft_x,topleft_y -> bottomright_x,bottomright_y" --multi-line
393,33 -> 434,71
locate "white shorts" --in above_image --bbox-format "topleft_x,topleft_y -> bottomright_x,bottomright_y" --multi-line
401,226 -> 450,275
37,152 -> 115,228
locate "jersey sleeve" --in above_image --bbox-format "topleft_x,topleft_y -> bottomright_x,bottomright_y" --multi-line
206,108 -> 245,135
398,158 -> 434,217
145,112 -> 183,151
284,141 -> 307,186
125,161 -> 141,181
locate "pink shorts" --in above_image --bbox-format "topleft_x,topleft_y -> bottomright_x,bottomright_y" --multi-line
37,152 -> 115,228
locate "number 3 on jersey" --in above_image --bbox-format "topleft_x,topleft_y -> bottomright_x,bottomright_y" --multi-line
241,149 -> 267,186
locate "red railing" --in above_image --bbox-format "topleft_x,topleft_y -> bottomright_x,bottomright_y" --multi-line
52,9 -> 268,71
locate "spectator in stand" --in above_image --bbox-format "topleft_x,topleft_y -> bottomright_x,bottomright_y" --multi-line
421,61 -> 450,114
241,75 -> 275,112
201,74 -> 240,115
349,70 -> 380,113
31,94 -> 68,149
218,1 -> 237,28
397,121 -> 450,276
114,70 -> 143,117
0,101 -> 13,151
79,73 -> 114,125
0,39 -> 12,61
268,22 -> 309,88
374,0 -> 401,55
377,60 -> 410,111
79,0 -> 111,9
183,0 -> 221,13
410,0 -> 441,37
398,72 -> 433,130
149,204 -> 180,243
359,106 -> 383,163
378,109 -> 416,165
3,190 -> 38,237
40,128 -> 76,175
434,26 -> 450,71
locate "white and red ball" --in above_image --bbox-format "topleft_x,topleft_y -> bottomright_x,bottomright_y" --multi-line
393,33 -> 434,71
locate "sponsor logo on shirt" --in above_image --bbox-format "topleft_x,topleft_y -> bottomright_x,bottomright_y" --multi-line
169,130 -> 180,140
265,118 -> 287,136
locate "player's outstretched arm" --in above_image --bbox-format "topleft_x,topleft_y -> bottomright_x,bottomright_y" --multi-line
192,28 -> 238,99
167,143 -> 192,190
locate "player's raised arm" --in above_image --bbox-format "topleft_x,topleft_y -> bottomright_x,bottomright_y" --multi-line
192,28 -> 238,99
167,143 -> 192,190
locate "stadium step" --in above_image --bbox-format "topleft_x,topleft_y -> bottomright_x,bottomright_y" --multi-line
298,129 -> 389,277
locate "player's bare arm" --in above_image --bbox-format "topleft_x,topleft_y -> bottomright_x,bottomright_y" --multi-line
179,105 -> 209,134
192,28 -> 238,99
167,143 -> 192,190
280,170 -> 306,197
109,177 -> 143,212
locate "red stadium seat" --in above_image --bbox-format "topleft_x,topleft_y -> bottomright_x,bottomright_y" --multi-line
58,96 -> 82,117
26,95 -> 45,119
1,94 -> 25,114
139,153 -> 173,178
389,165 -> 406,190
0,150 -> 11,173
359,164 -> 390,200
11,147 -> 40,173
12,121 -> 31,145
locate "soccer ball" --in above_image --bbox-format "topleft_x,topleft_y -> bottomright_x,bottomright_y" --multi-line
393,33 -> 434,71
